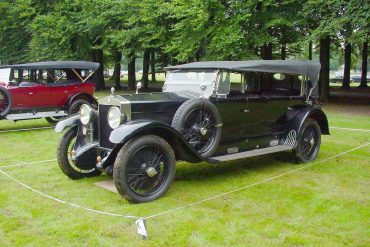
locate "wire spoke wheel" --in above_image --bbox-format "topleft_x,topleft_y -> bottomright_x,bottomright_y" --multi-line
299,126 -> 318,160
114,135 -> 176,203
0,91 -> 8,112
67,137 -> 96,174
0,87 -> 11,117
126,145 -> 169,197
57,127 -> 101,179
183,108 -> 217,154
294,118 -> 321,163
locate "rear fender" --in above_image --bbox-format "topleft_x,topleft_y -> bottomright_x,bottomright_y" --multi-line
66,93 -> 97,108
283,106 -> 329,147
102,120 -> 203,168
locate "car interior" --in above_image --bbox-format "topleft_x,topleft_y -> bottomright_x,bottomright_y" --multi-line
10,69 -> 89,87
223,71 -> 305,99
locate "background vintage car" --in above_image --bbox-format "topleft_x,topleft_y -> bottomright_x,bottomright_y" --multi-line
0,61 -> 99,122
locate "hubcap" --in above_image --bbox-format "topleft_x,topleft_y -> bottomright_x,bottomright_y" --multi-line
200,127 -> 208,136
146,167 -> 158,177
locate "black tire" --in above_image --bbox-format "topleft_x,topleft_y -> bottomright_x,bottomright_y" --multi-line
172,98 -> 222,158
293,118 -> 321,163
113,135 -> 176,203
57,127 -> 101,179
45,116 -> 63,123
0,87 -> 12,118
68,99 -> 90,115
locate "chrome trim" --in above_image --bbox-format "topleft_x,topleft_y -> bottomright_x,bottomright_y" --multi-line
6,111 -> 67,121
211,145 -> 292,162
98,95 -> 131,121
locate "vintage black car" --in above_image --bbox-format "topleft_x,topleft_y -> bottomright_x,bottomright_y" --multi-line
55,60 -> 329,203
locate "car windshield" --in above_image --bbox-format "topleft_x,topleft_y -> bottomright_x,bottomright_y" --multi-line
0,68 -> 10,84
163,70 -> 217,97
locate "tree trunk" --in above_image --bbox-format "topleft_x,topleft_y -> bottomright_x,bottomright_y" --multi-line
342,42 -> 351,89
29,70 -> 36,81
92,47 -> 105,90
142,49 -> 150,89
150,50 -> 156,82
38,69 -> 43,81
127,52 -> 136,90
17,69 -> 23,83
261,43 -> 273,60
308,41 -> 313,60
112,51 -> 122,89
319,37 -> 330,102
47,70 -> 54,83
359,41 -> 368,88
9,69 -> 14,81
280,44 -> 286,60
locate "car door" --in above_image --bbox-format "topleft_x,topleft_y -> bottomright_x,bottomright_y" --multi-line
215,96 -> 248,142
9,85 -> 41,109
213,71 -> 249,152
261,73 -> 305,134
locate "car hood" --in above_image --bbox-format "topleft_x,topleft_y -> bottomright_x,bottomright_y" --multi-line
119,91 -> 198,103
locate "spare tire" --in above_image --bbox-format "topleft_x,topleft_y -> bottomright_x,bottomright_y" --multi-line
0,87 -> 12,118
172,98 -> 222,158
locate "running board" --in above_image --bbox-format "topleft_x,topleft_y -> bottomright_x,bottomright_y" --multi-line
208,145 -> 292,162
6,111 -> 67,121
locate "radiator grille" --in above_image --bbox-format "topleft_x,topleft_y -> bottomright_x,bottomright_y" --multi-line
99,105 -> 115,149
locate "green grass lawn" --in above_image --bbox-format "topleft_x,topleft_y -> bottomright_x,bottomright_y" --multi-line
0,97 -> 369,246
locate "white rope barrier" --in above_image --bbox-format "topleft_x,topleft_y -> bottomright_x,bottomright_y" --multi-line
0,142 -> 368,239
143,142 -> 370,220
0,168 -> 141,220
0,159 -> 57,169
0,126 -> 53,133
331,126 -> 370,132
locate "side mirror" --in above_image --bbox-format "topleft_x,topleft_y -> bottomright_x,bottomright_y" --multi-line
136,81 -> 143,94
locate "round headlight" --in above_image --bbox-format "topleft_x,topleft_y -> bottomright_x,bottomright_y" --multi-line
108,107 -> 123,129
80,104 -> 93,125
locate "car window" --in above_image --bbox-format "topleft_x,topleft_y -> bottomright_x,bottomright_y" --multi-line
0,68 -> 11,83
217,71 -> 230,95
260,73 -> 303,97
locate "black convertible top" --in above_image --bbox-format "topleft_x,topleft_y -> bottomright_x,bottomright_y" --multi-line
6,61 -> 100,71
166,60 -> 321,97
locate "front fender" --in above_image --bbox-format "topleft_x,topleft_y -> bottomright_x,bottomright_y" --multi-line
55,114 -> 80,132
109,120 -> 203,163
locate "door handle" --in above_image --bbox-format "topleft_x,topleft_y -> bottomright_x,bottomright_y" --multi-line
241,109 -> 250,113
28,92 -> 34,95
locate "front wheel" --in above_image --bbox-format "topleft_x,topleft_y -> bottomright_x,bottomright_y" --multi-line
293,118 -> 321,163
57,127 -> 101,179
113,135 -> 176,203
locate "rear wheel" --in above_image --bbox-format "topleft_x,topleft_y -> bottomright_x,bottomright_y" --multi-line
293,118 -> 321,163
0,87 -> 12,118
57,127 -> 101,179
45,116 -> 63,123
68,99 -> 90,115
113,135 -> 176,203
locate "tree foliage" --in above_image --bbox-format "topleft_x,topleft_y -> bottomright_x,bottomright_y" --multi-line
0,0 -> 368,90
